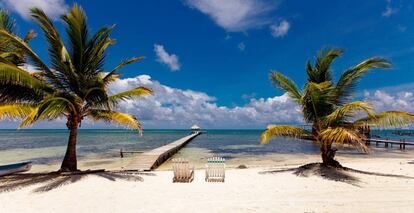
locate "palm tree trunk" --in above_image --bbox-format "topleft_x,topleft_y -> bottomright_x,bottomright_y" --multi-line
60,117 -> 79,172
320,143 -> 341,167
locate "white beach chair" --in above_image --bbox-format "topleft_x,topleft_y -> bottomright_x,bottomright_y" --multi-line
172,158 -> 194,183
205,156 -> 225,182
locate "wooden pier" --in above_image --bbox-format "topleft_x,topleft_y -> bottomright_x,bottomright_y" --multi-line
124,132 -> 201,171
363,138 -> 414,149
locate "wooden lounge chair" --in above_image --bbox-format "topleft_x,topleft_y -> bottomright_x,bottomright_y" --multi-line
172,158 -> 194,183
205,157 -> 225,182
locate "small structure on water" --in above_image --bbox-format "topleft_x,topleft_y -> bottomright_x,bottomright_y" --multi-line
190,124 -> 201,133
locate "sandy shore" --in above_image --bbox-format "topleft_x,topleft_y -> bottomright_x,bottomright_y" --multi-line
1,155 -> 414,213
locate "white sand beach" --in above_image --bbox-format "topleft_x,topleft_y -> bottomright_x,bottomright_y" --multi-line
1,155 -> 413,213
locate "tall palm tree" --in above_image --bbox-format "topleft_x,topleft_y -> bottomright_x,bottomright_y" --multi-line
0,5 -> 152,172
261,48 -> 414,167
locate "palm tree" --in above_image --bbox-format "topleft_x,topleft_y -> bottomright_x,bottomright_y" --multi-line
0,5 -> 152,172
261,48 -> 414,167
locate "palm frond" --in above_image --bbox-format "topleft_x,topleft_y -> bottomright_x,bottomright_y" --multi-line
324,101 -> 374,125
302,81 -> 335,122
0,10 -> 26,66
355,111 -> 414,129
20,97 -> 75,128
62,4 -> 88,75
82,87 -> 110,110
89,109 -> 141,133
0,29 -> 55,81
310,48 -> 342,83
0,9 -> 15,33
260,125 -> 311,144
108,86 -> 152,106
0,63 -> 48,89
0,104 -> 34,120
319,127 -> 368,152
335,57 -> 391,104
84,25 -> 115,77
102,57 -> 144,84
0,84 -> 44,103
31,7 -> 77,90
269,72 -> 302,103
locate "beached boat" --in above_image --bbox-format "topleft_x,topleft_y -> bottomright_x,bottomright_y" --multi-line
0,162 -> 32,176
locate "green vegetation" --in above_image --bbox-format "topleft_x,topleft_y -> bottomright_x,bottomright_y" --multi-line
0,5 -> 152,172
261,48 -> 414,167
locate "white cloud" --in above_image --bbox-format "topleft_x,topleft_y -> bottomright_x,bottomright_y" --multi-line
270,19 -> 290,38
106,75 -> 302,129
382,0 -> 398,17
364,90 -> 414,113
184,0 -> 276,32
5,73 -> 414,129
238,42 -> 246,51
1,0 -> 68,20
154,44 -> 181,71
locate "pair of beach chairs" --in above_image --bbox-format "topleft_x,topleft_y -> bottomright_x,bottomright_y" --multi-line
172,157 -> 225,183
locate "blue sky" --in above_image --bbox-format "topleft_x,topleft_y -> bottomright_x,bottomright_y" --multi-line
1,0 -> 414,129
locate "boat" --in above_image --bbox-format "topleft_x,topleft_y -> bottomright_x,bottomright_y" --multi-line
0,162 -> 32,177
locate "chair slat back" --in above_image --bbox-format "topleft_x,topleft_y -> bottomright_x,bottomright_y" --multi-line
172,158 -> 194,182
205,156 -> 225,182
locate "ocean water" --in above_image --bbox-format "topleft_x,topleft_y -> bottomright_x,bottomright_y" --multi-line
0,129 -> 412,170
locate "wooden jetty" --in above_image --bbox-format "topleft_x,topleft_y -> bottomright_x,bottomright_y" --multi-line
363,138 -> 414,149
124,131 -> 201,171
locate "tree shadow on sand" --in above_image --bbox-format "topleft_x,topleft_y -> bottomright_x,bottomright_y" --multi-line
259,163 -> 414,187
0,170 -> 155,193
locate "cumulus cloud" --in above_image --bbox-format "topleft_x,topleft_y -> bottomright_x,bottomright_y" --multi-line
270,19 -> 290,38
364,90 -> 414,113
184,0 -> 276,32
382,0 -> 398,17
1,0 -> 68,20
154,44 -> 181,71
107,75 -> 302,129
0,73 -> 302,129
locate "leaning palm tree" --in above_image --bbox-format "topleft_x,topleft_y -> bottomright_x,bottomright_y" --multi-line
261,48 -> 414,167
0,5 -> 152,172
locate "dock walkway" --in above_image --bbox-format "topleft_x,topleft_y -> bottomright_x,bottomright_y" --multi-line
363,138 -> 414,149
124,132 -> 201,171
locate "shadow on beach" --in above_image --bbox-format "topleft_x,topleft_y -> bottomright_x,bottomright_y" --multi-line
0,170 -> 155,193
260,163 -> 414,187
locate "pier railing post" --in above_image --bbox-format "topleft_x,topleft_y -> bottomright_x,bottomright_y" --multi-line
403,139 -> 406,150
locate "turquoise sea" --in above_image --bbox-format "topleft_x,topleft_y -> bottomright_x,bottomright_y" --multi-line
0,129 -> 413,171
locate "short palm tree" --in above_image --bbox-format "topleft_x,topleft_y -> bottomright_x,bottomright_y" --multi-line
261,48 -> 414,167
0,5 -> 152,172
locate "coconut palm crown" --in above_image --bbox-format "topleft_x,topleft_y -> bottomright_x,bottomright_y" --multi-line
261,48 -> 414,167
0,5 -> 152,171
